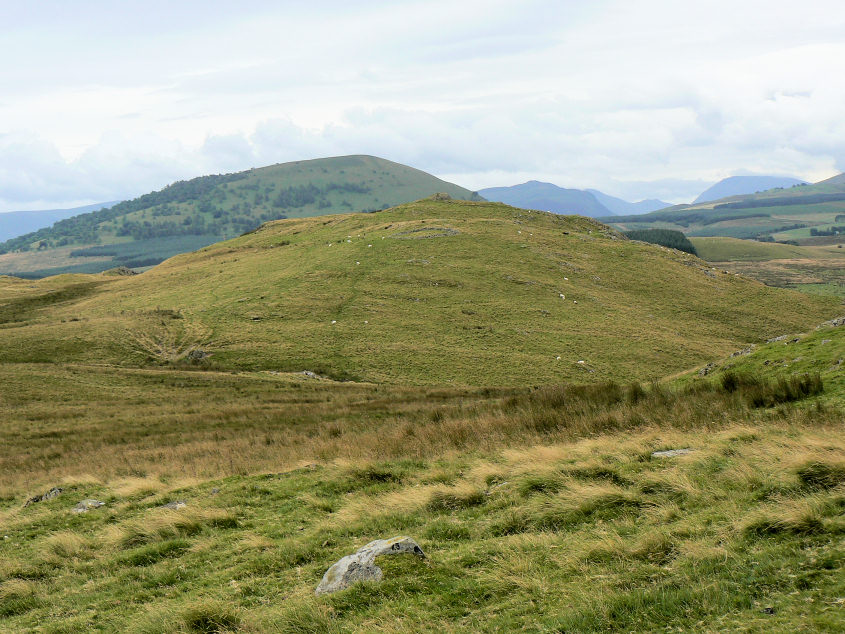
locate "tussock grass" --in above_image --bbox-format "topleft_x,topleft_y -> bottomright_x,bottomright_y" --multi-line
2,420 -> 843,631
0,579 -> 44,618
796,460 -> 845,490
180,601 -> 241,633
6,362 -> 840,493
108,509 -> 239,549
43,531 -> 94,559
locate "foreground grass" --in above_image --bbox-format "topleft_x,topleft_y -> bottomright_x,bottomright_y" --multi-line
1,422 -> 842,632
1,360 -> 843,631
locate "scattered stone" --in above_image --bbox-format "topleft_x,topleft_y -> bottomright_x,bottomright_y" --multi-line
102,265 -> 138,276
390,227 -> 459,240
699,363 -> 716,376
24,487 -> 63,507
187,349 -> 208,361
160,501 -> 187,510
250,316 -> 262,321
315,536 -> 426,596
301,370 -> 322,379
766,335 -> 788,343
819,316 -> 845,328
821,339 -> 831,345
652,448 -> 694,458
72,499 -> 105,513
210,488 -> 220,495
730,346 -> 755,358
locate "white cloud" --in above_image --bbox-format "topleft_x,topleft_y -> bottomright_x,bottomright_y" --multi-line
1,0 -> 844,210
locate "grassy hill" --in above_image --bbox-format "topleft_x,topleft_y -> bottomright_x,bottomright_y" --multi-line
0,197 -> 838,386
0,156 -> 482,278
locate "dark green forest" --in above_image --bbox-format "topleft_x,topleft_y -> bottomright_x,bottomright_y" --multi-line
624,228 -> 698,254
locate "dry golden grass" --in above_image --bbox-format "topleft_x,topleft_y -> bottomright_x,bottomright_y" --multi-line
2,362 -> 841,500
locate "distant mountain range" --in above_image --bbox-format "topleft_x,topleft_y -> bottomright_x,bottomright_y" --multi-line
585,189 -> 670,215
693,176 -> 806,203
478,181 -> 670,218
0,202 -> 118,243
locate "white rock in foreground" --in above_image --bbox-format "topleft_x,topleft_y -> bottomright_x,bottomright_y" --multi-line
315,536 -> 426,596
652,448 -> 694,458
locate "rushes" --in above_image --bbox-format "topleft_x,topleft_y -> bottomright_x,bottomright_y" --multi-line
1,363 -> 839,495
124,313 -> 212,365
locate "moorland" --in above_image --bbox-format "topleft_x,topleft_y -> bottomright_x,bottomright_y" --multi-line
0,190 -> 843,632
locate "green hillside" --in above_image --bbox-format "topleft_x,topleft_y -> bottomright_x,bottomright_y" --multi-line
681,314 -> 845,407
0,156 -> 482,278
0,198 -> 838,386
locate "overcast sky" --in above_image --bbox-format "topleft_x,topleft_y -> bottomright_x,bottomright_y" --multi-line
2,0 -> 844,211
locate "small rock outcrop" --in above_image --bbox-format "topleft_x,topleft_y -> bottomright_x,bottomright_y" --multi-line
102,266 -> 138,276
72,499 -> 105,513
315,536 -> 426,596
652,448 -> 694,458
819,316 -> 845,328
187,349 -> 208,362
698,363 -> 716,376
160,501 -> 187,510
24,487 -> 63,507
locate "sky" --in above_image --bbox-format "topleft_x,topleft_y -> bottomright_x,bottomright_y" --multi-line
2,0 -> 845,212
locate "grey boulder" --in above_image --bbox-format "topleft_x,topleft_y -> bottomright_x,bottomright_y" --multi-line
72,499 -> 105,513
24,487 -> 63,507
315,536 -> 426,596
